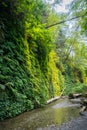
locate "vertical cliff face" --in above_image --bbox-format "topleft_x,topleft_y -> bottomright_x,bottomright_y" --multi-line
1,0 -> 86,121
0,0 -> 63,120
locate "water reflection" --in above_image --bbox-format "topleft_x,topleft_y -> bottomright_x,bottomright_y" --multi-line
0,98 -> 80,130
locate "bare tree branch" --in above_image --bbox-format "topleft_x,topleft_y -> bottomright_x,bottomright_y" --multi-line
45,14 -> 86,29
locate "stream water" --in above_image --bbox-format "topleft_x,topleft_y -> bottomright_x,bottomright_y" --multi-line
0,98 -> 81,130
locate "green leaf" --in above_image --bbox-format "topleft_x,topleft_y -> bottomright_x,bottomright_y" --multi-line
0,84 -> 5,90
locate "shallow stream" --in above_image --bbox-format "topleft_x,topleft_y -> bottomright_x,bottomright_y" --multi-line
0,98 -> 81,130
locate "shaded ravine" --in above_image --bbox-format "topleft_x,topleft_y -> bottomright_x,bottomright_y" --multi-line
0,98 -> 81,130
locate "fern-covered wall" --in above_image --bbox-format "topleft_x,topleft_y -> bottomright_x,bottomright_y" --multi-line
1,0 -> 86,121
0,0 -> 64,120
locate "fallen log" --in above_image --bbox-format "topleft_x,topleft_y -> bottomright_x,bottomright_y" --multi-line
81,99 -> 87,106
47,96 -> 60,104
47,87 -> 66,104
69,98 -> 81,104
68,93 -> 82,99
79,106 -> 86,115
79,99 -> 87,115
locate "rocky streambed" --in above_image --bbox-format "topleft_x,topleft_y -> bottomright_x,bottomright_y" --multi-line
0,98 -> 85,130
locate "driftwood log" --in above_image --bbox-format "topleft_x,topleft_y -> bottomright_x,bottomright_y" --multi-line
68,93 -> 82,99
47,87 -> 66,104
80,99 -> 87,115
68,93 -> 87,114
69,98 -> 81,104
80,99 -> 87,106
47,96 -> 60,104
79,106 -> 86,115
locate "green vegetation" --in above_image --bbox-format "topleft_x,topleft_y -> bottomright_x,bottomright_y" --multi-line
0,0 -> 87,120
